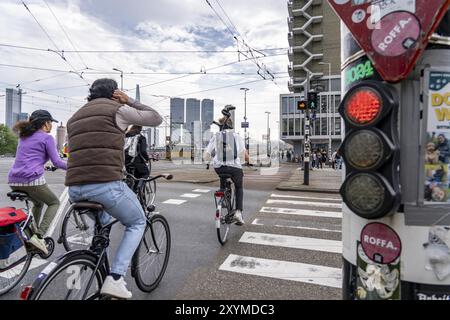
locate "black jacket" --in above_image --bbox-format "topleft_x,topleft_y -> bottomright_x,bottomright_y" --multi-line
125,132 -> 150,176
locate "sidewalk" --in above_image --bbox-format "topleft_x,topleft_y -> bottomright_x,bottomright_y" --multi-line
276,166 -> 343,193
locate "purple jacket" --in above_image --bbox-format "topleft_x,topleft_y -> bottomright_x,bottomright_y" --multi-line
8,130 -> 67,184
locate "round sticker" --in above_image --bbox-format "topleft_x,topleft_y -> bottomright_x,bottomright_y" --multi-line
360,222 -> 402,264
371,11 -> 420,57
352,9 -> 366,24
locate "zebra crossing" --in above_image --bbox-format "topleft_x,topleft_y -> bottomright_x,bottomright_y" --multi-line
218,192 -> 343,291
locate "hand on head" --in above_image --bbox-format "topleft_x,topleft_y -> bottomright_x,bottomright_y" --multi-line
112,90 -> 129,104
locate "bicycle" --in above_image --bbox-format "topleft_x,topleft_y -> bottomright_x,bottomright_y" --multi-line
0,191 -> 55,296
23,173 -> 173,300
213,174 -> 237,245
58,167 -> 157,252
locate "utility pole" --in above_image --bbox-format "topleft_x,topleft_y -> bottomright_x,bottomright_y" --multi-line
240,87 -> 249,165
303,72 -> 311,185
265,111 -> 271,160
319,61 -> 332,165
113,68 -> 124,90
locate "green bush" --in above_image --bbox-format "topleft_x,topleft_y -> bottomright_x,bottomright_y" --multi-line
0,124 -> 18,155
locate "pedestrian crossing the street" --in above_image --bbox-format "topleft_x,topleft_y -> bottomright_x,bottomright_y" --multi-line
218,192 -> 343,292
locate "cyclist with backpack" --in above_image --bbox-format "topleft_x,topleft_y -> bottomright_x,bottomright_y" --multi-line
204,107 -> 249,225
124,125 -> 150,181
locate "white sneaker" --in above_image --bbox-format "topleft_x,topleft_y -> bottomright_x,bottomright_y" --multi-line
100,276 -> 132,299
233,210 -> 245,226
29,235 -> 49,255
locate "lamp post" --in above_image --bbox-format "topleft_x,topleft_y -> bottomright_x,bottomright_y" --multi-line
112,68 -> 124,90
240,87 -> 249,165
265,111 -> 271,158
319,62 -> 332,165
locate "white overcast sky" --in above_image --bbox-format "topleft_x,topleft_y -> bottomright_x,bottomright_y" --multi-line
0,0 -> 289,141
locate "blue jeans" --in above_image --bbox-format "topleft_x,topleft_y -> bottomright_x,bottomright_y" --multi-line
68,180 -> 147,276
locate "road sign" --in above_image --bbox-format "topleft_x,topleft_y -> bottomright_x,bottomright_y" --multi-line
241,122 -> 249,128
329,0 -> 450,82
297,100 -> 307,110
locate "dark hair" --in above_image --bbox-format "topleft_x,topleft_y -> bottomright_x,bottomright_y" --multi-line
13,119 -> 48,138
87,78 -> 118,101
126,125 -> 142,137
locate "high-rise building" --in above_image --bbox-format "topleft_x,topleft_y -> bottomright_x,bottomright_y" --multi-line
185,98 -> 200,133
5,88 -> 22,129
201,99 -> 214,133
56,123 -> 66,152
281,0 -> 342,156
170,97 -> 185,143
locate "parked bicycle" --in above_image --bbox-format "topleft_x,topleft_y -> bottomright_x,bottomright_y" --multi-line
58,168 -> 157,252
22,173 -> 173,300
0,191 -> 55,296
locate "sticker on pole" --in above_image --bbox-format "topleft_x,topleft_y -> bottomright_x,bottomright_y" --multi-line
329,0 -> 450,82
360,222 -> 401,264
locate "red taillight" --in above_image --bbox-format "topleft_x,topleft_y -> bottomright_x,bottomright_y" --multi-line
20,285 -> 32,300
215,191 -> 224,197
345,89 -> 382,125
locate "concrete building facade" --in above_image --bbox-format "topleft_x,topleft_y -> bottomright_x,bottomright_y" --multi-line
282,0 -> 342,157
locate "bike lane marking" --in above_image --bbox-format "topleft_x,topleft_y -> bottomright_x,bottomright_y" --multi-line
260,206 -> 342,218
46,187 -> 69,238
180,193 -> 201,198
162,199 -> 187,205
266,199 -> 342,209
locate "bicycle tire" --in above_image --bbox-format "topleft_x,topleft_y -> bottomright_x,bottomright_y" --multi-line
60,208 -> 95,252
216,196 -> 231,245
0,252 -> 32,296
132,215 -> 170,292
29,252 -> 106,300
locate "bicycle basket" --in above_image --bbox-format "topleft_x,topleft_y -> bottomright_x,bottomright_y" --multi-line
0,207 -> 27,227
0,223 -> 27,271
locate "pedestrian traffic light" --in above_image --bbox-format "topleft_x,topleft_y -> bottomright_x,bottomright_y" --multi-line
297,100 -> 307,110
307,92 -> 318,109
339,80 -> 400,219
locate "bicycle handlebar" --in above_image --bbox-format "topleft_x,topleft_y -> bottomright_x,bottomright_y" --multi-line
125,172 -> 173,182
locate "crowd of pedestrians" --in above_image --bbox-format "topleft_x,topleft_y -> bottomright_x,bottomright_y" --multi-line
278,148 -> 342,170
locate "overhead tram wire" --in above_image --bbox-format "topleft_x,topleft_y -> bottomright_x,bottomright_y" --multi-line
21,1 -> 88,83
42,0 -> 90,70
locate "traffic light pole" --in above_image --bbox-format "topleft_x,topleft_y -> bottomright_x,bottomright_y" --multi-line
303,72 -> 311,185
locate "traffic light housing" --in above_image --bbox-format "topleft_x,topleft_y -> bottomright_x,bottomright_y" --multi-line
339,80 -> 401,219
297,100 -> 307,110
307,92 -> 318,109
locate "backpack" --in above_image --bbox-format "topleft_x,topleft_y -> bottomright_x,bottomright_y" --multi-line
216,131 -> 237,162
124,135 -> 140,162
0,207 -> 27,271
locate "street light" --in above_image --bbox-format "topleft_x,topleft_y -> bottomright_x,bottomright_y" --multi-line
318,62 -> 332,165
265,111 -> 271,159
112,68 -> 124,90
240,87 -> 249,165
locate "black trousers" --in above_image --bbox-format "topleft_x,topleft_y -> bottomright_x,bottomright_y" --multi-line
215,166 -> 244,211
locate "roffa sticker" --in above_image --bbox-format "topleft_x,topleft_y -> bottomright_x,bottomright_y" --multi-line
360,222 -> 402,264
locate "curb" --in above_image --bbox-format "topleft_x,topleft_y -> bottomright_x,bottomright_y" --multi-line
276,185 -> 340,194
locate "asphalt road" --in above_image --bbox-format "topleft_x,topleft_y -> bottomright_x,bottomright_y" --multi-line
0,158 -> 342,300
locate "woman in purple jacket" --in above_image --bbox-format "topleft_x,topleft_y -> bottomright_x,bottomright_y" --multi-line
8,110 -> 67,254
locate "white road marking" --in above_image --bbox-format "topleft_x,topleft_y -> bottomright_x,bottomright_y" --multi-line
261,207 -> 342,218
180,193 -> 201,198
192,189 -> 211,193
0,258 -> 47,279
219,254 -> 342,288
252,218 -> 341,233
162,199 -> 187,205
46,187 -> 69,238
67,235 -> 93,246
266,199 -> 342,209
239,232 -> 342,254
270,194 -> 341,202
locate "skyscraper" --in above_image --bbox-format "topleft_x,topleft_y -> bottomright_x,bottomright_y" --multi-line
170,97 -> 185,143
5,88 -> 22,129
185,98 -> 200,133
201,99 -> 214,133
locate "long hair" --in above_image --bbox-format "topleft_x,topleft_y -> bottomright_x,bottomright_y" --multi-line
13,119 -> 47,138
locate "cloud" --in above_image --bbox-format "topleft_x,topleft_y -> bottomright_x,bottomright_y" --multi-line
0,0 -> 289,140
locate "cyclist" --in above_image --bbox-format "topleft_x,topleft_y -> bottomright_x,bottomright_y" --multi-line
8,110 -> 67,254
124,125 -> 150,181
204,110 -> 249,225
65,78 -> 162,299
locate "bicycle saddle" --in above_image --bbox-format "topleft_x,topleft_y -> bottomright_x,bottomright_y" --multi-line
7,191 -> 30,201
72,202 -> 104,211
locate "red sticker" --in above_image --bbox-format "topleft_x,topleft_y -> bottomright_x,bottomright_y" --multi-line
371,11 -> 420,57
360,222 -> 401,264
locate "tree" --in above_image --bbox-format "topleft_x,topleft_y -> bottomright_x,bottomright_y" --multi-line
0,124 -> 18,155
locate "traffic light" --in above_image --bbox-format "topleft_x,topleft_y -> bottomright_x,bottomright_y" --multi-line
297,100 -> 307,110
339,80 -> 400,219
307,92 -> 318,109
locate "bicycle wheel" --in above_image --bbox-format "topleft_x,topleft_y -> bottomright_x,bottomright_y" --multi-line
216,196 -> 232,245
143,179 -> 156,207
60,208 -> 95,252
0,252 -> 32,296
29,253 -> 106,300
132,215 -> 170,292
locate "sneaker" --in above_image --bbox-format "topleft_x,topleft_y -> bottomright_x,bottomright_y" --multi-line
233,210 -> 245,226
100,276 -> 132,299
29,234 -> 49,255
